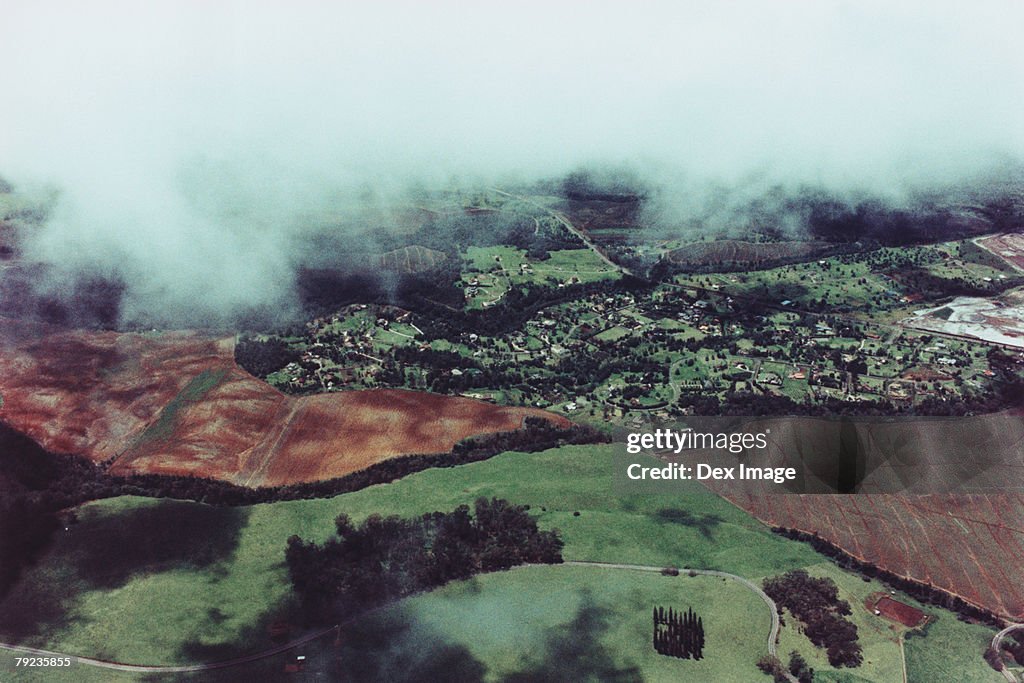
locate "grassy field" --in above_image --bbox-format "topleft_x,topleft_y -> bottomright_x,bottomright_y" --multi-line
330,564 -> 770,682
0,444 -> 1003,681
461,246 -> 618,309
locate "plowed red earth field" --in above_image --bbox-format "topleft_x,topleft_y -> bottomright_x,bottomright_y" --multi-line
0,318 -> 567,486
714,489 -> 1024,620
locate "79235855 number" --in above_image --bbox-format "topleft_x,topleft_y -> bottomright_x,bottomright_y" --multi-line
15,657 -> 73,667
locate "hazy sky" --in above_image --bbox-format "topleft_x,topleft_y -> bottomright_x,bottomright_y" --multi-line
1,1 -> 1022,324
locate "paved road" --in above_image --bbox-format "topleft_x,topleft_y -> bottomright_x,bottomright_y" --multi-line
561,562 -> 782,654
489,188 -> 637,278
991,623 -> 1024,682
0,625 -> 338,674
1,560 -> 792,679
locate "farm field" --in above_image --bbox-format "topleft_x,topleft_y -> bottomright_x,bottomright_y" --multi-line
0,319 -> 564,486
0,445 -> 1000,681
976,233 -> 1024,272
112,382 -> 566,486
716,488 -> 1024,620
0,318 -> 230,460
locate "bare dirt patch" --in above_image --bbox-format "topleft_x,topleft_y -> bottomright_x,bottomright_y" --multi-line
904,294 -> 1024,348
976,233 -> 1024,272
873,596 -> 927,628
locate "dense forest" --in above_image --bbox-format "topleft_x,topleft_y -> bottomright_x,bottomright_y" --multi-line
286,498 -> 563,623
763,569 -> 862,667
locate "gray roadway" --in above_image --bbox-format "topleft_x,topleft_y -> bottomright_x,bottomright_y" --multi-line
991,623 -> 1024,682
0,560 -> 793,679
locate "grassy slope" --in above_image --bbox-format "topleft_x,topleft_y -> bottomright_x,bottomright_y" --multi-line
335,564 -> 769,682
0,445 -> 1001,682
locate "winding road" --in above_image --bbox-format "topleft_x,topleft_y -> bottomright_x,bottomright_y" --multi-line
0,626 -> 338,674
489,188 -> 638,278
991,623 -> 1024,682
562,560 -> 783,659
0,560 -> 792,678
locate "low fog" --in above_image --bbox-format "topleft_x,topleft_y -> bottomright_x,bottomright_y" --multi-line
1,1 -> 1022,326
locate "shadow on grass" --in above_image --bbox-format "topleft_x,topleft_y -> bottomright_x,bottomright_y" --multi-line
145,587 -> 642,682
0,499 -> 248,642
330,607 -> 488,683
149,605 -> 489,683
63,499 -> 248,589
655,508 -> 724,539
504,588 -> 642,683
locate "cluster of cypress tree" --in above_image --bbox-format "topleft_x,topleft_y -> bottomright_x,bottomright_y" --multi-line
652,605 -> 705,660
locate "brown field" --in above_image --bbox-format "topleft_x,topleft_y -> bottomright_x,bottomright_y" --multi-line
113,383 -> 568,487
696,412 -> 1024,620
665,240 -> 833,268
379,245 -> 447,273
0,318 -> 568,486
0,318 -> 227,460
976,233 -> 1024,272
716,489 -> 1024,620
556,198 -> 644,234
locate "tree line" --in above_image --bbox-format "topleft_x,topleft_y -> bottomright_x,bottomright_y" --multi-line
0,418 -> 603,601
285,497 -> 563,623
773,526 -> 1003,627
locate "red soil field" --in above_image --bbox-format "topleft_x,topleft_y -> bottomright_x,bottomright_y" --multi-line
0,318 -> 227,460
977,233 -> 1024,271
697,412 -> 1024,621
715,489 -> 1024,621
0,318 -> 568,486
873,596 -> 927,628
